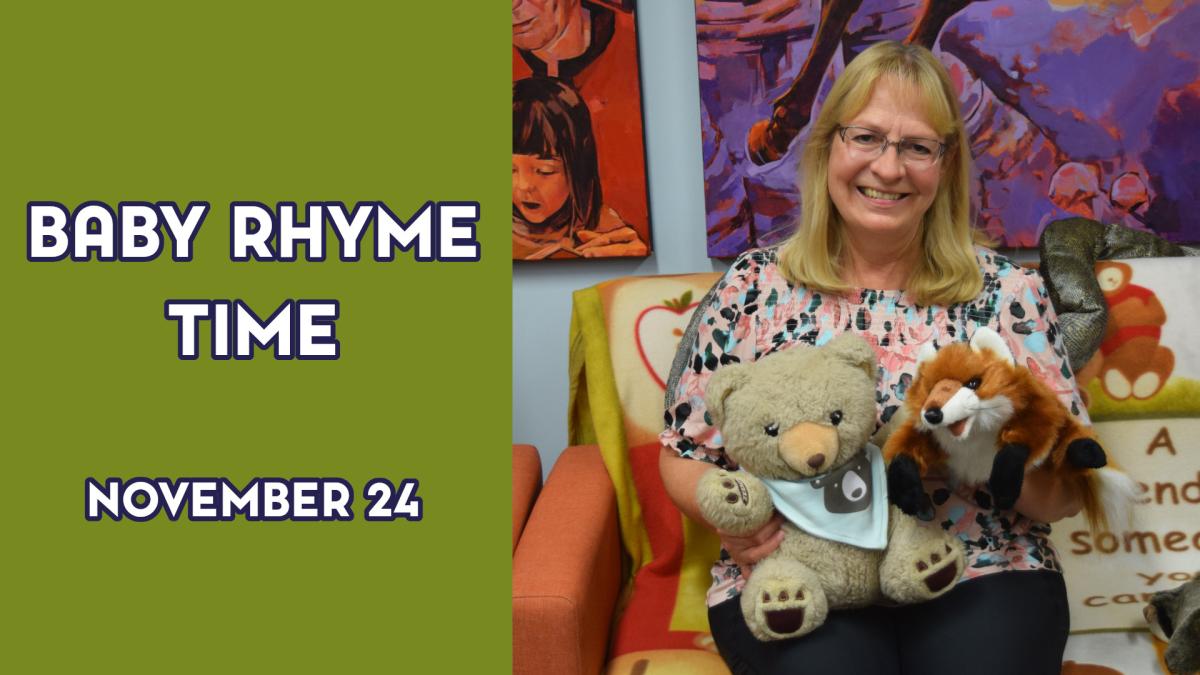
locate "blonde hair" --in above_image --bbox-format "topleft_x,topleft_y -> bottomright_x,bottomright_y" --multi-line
777,41 -> 986,306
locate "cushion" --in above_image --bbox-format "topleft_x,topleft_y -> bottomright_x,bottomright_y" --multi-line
1049,257 -> 1200,674
568,272 -> 729,669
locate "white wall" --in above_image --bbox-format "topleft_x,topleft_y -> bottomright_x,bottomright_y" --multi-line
512,0 -> 724,476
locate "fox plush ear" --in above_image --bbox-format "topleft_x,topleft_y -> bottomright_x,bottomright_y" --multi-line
916,340 -> 939,369
969,327 -> 1015,365
826,332 -> 877,379
704,364 -> 751,429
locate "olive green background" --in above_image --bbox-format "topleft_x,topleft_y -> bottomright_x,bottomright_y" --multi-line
1,3 -> 510,671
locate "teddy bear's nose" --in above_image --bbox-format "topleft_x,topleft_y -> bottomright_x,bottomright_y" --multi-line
924,407 -> 943,425
779,422 -> 839,475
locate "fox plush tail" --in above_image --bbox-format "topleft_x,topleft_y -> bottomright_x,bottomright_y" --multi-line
1077,465 -> 1141,535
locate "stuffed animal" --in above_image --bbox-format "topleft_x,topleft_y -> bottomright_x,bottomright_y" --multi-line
1145,576 -> 1200,674
1087,261 -> 1175,401
697,333 -> 965,642
882,327 -> 1139,534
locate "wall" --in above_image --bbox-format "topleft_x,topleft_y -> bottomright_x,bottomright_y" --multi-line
512,0 -> 723,476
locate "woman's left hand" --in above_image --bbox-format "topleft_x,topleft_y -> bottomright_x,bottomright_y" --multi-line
1013,463 -> 1083,523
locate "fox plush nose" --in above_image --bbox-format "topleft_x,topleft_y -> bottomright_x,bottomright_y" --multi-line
779,423 -> 838,474
921,379 -> 962,425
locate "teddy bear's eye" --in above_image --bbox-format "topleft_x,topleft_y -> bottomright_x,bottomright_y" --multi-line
764,422 -> 779,437
965,377 -> 982,390
829,410 -> 843,426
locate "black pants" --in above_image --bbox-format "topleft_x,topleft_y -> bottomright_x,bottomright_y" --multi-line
709,570 -> 1069,675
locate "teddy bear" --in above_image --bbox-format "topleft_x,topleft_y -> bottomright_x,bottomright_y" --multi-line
1076,261 -> 1175,401
697,333 -> 965,641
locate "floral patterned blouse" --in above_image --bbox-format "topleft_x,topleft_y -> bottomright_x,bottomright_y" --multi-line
660,246 -> 1089,607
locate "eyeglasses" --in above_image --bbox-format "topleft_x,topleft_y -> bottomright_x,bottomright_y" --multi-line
836,125 -> 946,167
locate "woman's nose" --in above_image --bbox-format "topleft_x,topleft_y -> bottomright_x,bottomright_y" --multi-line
869,145 -> 906,180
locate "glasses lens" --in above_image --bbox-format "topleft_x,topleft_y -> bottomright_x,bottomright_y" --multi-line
900,139 -> 940,165
846,129 -> 884,154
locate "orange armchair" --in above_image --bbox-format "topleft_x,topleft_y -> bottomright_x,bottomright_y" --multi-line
512,444 -> 621,675
512,444 -> 543,553
513,272 -> 732,675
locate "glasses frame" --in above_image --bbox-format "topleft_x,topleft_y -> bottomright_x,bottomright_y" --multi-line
836,125 -> 947,166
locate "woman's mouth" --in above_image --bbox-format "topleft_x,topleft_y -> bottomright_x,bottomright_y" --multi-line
858,186 -> 907,202
521,200 -> 542,211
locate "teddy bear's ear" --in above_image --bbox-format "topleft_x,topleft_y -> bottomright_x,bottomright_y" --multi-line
704,364 -> 751,429
969,327 -> 1014,366
825,333 -> 877,379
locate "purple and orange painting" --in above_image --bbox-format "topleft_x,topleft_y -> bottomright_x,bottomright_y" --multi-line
695,0 -> 1200,256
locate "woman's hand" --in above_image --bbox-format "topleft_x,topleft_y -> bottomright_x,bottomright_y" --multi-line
1014,463 -> 1083,523
717,514 -> 786,570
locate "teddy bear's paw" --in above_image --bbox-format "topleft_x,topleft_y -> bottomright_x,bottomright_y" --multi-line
741,565 -> 828,641
913,540 -> 962,595
757,586 -> 813,638
880,529 -> 964,603
696,470 -> 772,535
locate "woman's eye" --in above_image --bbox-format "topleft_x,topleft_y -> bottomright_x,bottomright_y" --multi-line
829,410 -> 843,426
764,422 -> 779,437
852,134 -> 880,145
536,168 -> 559,176
965,377 -> 982,390
905,142 -> 934,156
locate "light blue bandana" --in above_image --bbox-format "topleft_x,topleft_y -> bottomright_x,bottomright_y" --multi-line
761,444 -> 889,550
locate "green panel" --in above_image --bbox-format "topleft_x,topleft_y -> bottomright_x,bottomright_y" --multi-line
1,2 -> 511,671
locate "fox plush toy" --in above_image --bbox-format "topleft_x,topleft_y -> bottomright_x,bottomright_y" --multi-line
883,327 -> 1138,533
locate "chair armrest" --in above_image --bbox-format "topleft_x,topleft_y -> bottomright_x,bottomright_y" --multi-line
513,445 -> 621,675
513,444 -> 543,553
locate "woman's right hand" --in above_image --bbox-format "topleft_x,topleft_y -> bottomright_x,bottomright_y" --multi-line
717,513 -> 786,570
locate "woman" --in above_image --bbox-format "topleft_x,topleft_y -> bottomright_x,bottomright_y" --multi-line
512,76 -> 648,260
660,41 -> 1084,675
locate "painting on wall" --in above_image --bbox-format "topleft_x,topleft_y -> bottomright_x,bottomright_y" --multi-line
512,0 -> 652,261
695,0 -> 1200,256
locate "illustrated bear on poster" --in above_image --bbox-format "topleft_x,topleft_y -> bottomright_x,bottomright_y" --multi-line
1075,261 -> 1174,402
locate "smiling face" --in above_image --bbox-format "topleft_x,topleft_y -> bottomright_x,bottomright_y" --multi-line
513,153 -> 570,224
827,78 -> 944,248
